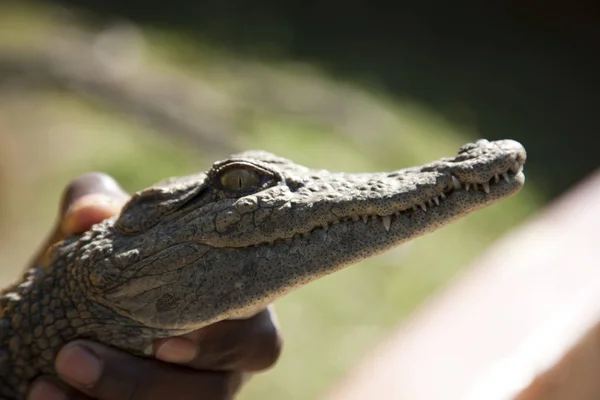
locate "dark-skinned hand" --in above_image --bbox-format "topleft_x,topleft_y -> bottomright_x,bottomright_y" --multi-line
26,173 -> 283,400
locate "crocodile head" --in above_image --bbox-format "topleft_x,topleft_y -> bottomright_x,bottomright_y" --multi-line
76,139 -> 526,335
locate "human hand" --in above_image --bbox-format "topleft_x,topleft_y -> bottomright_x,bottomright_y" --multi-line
27,173 -> 282,400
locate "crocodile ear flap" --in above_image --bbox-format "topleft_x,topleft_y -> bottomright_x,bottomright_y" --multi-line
116,178 -> 205,234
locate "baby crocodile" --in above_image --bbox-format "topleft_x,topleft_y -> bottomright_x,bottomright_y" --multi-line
0,139 -> 526,398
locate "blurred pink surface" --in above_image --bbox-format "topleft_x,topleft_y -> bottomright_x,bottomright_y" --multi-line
324,169 -> 600,400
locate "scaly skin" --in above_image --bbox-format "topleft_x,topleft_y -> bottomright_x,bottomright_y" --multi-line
0,139 -> 526,399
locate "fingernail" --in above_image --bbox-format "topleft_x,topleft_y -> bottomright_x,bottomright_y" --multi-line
56,344 -> 102,387
62,172 -> 129,211
27,381 -> 66,400
66,194 -> 123,217
155,338 -> 198,363
62,194 -> 124,234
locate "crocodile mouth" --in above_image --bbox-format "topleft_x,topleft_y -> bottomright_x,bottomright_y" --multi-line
352,163 -> 524,232
262,161 -> 525,246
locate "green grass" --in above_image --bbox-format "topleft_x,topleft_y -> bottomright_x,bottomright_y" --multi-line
0,3 -> 543,399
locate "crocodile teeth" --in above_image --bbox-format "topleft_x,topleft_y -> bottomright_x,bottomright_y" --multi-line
482,182 -> 490,193
451,175 -> 462,189
433,196 -> 440,205
362,215 -> 368,224
494,174 -> 500,183
381,215 -> 392,231
413,205 -> 418,212
502,172 -> 509,182
440,192 -> 446,199
465,183 -> 471,191
420,203 -> 427,212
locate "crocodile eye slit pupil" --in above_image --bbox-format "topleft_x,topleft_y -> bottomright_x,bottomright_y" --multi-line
219,167 -> 262,192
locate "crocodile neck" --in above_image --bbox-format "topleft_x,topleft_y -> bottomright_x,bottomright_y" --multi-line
0,231 -> 166,399
0,260 -> 80,398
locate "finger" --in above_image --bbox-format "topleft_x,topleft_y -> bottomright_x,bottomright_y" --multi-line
155,306 -> 283,372
53,341 -> 242,400
28,376 -> 93,400
31,173 -> 129,269
59,172 -> 130,235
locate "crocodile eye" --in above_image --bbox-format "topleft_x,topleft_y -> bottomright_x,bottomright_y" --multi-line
219,168 -> 261,191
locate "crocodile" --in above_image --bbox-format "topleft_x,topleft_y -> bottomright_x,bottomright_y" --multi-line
0,138 -> 526,398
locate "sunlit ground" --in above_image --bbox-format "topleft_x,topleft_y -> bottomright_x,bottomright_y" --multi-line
0,4 -> 542,399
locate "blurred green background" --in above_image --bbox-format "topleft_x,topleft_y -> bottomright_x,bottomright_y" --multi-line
0,1 -> 598,399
